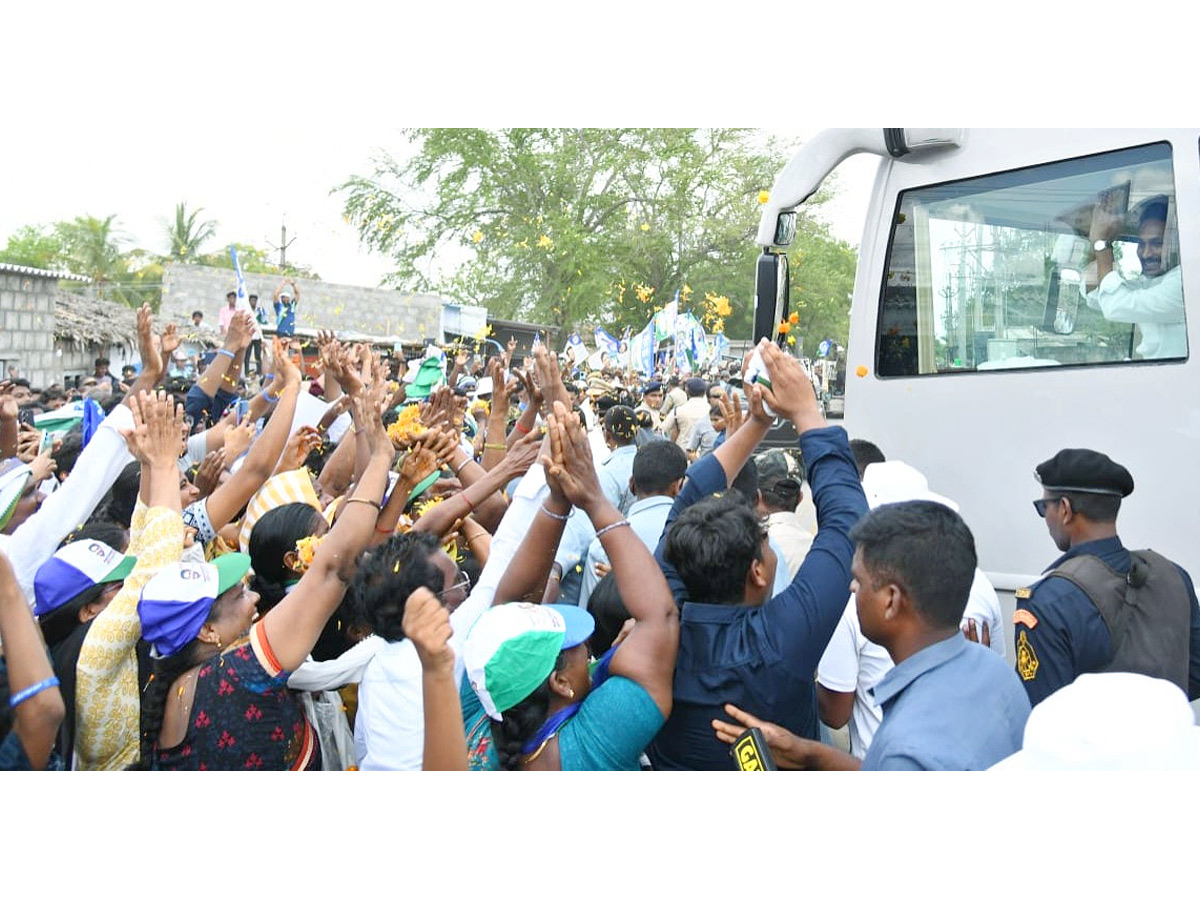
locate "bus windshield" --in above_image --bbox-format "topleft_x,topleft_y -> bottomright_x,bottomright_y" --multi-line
876,142 -> 1185,376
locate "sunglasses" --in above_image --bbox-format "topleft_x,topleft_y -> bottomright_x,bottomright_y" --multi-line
1032,497 -> 1063,518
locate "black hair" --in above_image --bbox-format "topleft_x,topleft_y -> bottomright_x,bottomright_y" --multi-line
248,503 -> 325,614
40,386 -> 65,403
849,439 -> 886,481
760,477 -> 802,512
104,461 -> 142,528
352,531 -> 444,642
488,650 -> 568,771
50,429 -> 84,479
632,440 -> 687,496
1139,195 -> 1169,229
686,380 -> 707,398
132,588 -> 238,769
849,500 -> 976,630
588,571 -> 630,657
665,494 -> 764,605
1055,491 -> 1122,524
603,405 -> 638,445
192,310 -> 203,318
94,357 -> 110,367
729,457 -> 758,504
10,378 -> 31,389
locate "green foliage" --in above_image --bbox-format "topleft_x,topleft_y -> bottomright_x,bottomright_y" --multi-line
337,129 -> 851,340
165,202 -> 217,262
194,243 -> 320,280
786,217 -> 858,352
0,225 -> 64,270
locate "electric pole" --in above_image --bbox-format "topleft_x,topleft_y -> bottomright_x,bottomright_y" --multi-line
267,218 -> 297,269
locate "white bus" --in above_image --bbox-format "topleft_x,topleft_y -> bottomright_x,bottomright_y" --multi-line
756,128 -> 1198,616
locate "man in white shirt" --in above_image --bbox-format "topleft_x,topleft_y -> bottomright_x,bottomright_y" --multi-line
662,378 -> 710,451
816,459 -> 1005,758
1084,195 -> 1185,360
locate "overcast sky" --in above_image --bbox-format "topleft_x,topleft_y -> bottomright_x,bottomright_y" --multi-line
1,3 -> 1179,293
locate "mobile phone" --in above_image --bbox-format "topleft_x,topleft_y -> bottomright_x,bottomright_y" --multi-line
743,349 -> 777,418
38,429 -> 54,454
235,399 -> 250,424
731,727 -> 778,771
17,408 -> 35,427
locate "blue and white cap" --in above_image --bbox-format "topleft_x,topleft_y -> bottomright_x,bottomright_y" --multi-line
138,554 -> 251,658
34,540 -> 137,617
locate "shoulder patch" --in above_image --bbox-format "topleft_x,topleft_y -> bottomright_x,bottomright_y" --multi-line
1013,609 -> 1038,629
1015,587 -> 1032,600
1016,630 -> 1039,682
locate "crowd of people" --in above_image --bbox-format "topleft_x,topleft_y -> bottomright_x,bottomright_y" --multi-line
1,296 -> 1198,772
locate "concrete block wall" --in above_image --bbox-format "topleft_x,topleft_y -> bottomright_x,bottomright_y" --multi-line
0,272 -> 58,387
161,264 -> 446,343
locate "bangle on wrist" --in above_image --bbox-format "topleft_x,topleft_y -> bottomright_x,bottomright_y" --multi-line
483,442 -> 506,451
461,494 -> 475,513
453,457 -> 471,476
260,390 -> 278,404
9,676 -> 60,708
539,503 -> 569,522
345,496 -> 382,511
594,519 -> 631,539
515,420 -> 532,434
217,348 -> 236,360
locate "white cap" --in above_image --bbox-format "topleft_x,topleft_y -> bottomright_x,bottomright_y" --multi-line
860,460 -> 959,512
992,673 -> 1200,770
474,376 -> 493,396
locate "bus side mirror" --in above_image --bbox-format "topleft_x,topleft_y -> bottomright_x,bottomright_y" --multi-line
754,250 -> 790,345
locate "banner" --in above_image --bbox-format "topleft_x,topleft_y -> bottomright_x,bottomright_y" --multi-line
594,326 -> 621,357
230,246 -> 252,313
627,323 -> 655,375
653,297 -> 679,344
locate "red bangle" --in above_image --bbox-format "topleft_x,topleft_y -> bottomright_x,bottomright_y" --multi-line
462,494 -> 475,512
515,420 -> 532,434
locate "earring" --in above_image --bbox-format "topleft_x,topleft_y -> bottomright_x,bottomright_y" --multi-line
567,687 -> 575,698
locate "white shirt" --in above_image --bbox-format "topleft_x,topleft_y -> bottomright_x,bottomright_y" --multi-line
816,569 -> 1006,758
0,403 -> 135,605
765,510 -> 814,580
353,463 -> 551,770
1085,267 -> 1186,360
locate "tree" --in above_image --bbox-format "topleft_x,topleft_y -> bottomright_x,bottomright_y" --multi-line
337,129 -> 833,337
53,215 -> 130,302
786,218 -> 858,353
165,202 -> 217,262
0,225 -> 64,271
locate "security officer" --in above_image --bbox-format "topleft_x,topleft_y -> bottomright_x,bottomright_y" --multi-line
1016,448 -> 1200,706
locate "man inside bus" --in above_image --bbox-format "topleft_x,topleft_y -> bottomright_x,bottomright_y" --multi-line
1083,195 -> 1185,359
1018,449 -> 1200,707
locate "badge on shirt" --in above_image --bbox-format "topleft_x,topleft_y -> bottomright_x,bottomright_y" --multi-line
1017,630 -> 1040,682
1013,609 -> 1038,629
1015,587 -> 1032,600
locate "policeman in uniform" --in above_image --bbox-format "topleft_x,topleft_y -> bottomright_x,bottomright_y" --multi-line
1015,448 -> 1200,706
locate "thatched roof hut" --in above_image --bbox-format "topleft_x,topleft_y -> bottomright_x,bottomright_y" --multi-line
53,293 -> 138,348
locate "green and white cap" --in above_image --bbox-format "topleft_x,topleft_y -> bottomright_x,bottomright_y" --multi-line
463,602 -> 594,721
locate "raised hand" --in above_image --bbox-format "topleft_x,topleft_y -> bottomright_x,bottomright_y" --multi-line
135,304 -> 163,384
512,366 -> 544,414
530,343 -> 569,411
160,322 -> 181,356
503,424 -> 543,478
16,425 -> 41,462
278,426 -> 322,474
542,400 -> 603,513
402,586 -> 455,672
273,336 -> 301,387
193,449 -> 227,498
962,617 -> 991,647
754,339 -> 825,432
29,445 -> 57,485
222,416 -> 257,462
124,391 -> 185,468
0,383 -> 19,422
399,436 -> 443,488
226,310 -> 254,351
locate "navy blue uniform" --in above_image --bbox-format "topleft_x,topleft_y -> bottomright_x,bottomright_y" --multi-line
1014,536 -> 1200,706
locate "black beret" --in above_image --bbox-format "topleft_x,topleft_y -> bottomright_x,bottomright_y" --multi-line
643,380 -> 662,394
1035,449 -> 1134,497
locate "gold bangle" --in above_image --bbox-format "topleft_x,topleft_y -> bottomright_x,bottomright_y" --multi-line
483,442 -> 506,451
344,496 -> 381,511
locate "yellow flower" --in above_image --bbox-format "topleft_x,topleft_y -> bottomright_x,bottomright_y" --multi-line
415,494 -> 445,519
387,403 -> 427,445
787,335 -> 797,346
294,535 -> 326,573
757,190 -> 770,204
472,230 -> 483,243
537,234 -> 554,250
640,223 -> 650,232
777,321 -> 791,334
681,284 -> 693,298
788,312 -> 800,325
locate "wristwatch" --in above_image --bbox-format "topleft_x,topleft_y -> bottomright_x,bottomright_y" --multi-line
1093,239 -> 1113,253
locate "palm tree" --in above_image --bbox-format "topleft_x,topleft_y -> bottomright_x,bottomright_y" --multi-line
54,214 -> 130,301
166,202 -> 218,262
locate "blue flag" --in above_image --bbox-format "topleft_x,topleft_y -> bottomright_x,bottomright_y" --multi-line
594,327 -> 621,357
